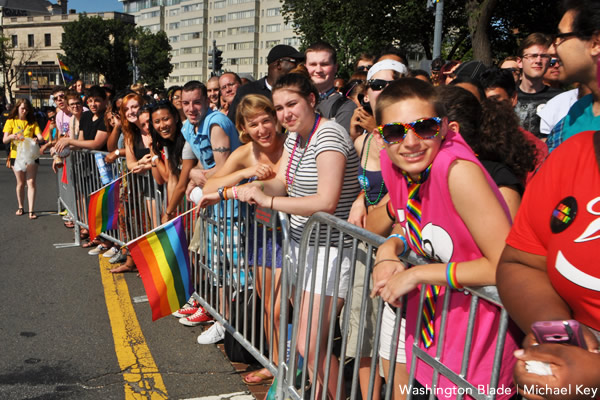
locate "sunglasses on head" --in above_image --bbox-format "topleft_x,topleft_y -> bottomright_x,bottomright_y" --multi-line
377,117 -> 443,145
367,79 -> 394,91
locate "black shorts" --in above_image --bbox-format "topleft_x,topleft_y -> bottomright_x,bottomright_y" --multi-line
10,158 -> 40,167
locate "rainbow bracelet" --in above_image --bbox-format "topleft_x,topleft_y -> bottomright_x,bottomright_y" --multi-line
388,233 -> 408,257
446,262 -> 462,289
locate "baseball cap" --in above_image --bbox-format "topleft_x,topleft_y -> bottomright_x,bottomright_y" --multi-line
267,45 -> 304,65
454,61 -> 488,82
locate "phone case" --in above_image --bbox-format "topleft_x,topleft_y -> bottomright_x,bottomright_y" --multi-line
531,320 -> 586,348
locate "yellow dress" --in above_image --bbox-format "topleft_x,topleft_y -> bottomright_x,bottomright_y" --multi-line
3,119 -> 41,159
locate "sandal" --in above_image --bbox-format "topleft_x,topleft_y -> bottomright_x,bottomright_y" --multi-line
64,220 -> 74,228
29,212 -> 38,220
243,369 -> 274,386
15,208 -> 24,216
82,239 -> 101,248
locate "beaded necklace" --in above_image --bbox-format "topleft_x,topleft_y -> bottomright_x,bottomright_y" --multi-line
361,133 -> 386,205
285,113 -> 321,193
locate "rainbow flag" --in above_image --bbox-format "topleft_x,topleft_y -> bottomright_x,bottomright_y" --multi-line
57,56 -> 74,83
87,178 -> 120,241
128,216 -> 192,321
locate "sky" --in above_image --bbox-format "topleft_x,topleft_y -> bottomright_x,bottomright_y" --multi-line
66,0 -> 124,13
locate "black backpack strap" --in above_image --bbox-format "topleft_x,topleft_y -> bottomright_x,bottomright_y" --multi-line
329,95 -> 348,119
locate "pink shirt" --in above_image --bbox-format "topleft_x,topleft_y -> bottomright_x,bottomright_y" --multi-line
55,109 -> 73,138
380,130 -> 519,399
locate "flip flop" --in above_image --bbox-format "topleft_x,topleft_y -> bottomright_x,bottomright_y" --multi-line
243,370 -> 274,386
29,212 -> 38,220
15,208 -> 24,216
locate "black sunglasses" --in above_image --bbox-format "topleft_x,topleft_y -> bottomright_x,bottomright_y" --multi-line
367,79 -> 394,91
357,65 -> 373,72
549,58 -> 559,67
552,31 -> 581,45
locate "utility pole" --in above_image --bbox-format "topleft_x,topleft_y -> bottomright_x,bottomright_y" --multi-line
432,0 -> 444,59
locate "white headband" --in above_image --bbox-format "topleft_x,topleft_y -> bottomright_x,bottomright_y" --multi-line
367,60 -> 408,81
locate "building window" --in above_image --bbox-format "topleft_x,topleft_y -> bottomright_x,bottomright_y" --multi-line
169,22 -> 180,29
45,33 -> 51,47
181,17 -> 203,26
265,40 -> 279,48
228,57 -> 254,66
265,24 -> 281,33
182,3 -> 203,12
266,7 -> 280,17
28,34 -> 34,48
11,35 -> 17,47
169,8 -> 179,16
214,0 -> 226,8
214,30 -> 226,38
228,25 -> 254,35
227,41 -> 254,51
228,9 -> 255,20
213,15 -> 226,23
283,37 -> 301,47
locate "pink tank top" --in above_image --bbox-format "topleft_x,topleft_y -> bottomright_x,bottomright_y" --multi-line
380,130 -> 519,399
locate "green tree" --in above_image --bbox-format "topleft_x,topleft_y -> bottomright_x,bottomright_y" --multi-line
61,14 -> 135,89
135,28 -> 173,92
282,0 -> 562,68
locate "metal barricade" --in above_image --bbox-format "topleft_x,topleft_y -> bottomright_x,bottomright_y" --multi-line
277,212 -> 514,400
63,149 -> 167,246
190,199 -> 292,390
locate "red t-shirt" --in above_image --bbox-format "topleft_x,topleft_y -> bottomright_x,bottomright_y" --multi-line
507,130 -> 600,330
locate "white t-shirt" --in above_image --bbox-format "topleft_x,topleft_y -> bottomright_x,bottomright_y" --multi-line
537,88 -> 579,135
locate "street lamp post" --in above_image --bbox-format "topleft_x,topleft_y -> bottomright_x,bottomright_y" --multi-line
27,71 -> 32,102
129,38 -> 140,85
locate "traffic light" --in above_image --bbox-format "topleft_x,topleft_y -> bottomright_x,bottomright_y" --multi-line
214,49 -> 223,72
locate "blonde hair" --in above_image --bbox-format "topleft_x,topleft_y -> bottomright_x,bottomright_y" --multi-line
235,94 -> 276,143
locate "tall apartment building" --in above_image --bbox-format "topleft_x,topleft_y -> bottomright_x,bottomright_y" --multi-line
119,0 -> 300,85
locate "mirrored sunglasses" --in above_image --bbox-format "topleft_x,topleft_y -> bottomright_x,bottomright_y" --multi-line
377,117 -> 443,145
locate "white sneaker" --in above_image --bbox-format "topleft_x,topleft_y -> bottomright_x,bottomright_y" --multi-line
197,322 -> 225,344
103,247 -> 120,258
88,244 -> 109,255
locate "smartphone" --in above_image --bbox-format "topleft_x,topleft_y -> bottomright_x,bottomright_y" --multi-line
357,94 -> 372,115
531,320 -> 586,348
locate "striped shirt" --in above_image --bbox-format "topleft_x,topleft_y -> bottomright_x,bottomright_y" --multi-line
285,120 -> 360,245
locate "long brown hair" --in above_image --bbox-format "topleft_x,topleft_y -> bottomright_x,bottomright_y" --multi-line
119,93 -> 145,146
8,99 -> 36,124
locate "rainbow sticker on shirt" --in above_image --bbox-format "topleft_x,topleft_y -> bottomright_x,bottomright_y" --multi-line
550,196 -> 577,234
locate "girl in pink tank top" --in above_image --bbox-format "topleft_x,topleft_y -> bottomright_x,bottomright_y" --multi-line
369,79 -> 519,400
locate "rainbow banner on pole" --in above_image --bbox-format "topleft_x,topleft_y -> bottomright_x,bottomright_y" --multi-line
87,178 -> 120,241
57,55 -> 74,83
128,216 -> 192,321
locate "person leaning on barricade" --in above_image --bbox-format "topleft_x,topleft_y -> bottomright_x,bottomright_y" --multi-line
197,94 -> 286,385
226,72 -> 360,400
346,59 -> 407,400
366,78 -> 520,399
107,94 -> 158,273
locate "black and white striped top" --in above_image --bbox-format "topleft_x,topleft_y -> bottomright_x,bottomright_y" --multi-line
285,120 -> 360,245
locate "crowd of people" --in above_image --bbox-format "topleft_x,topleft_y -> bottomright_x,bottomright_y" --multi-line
3,0 -> 599,398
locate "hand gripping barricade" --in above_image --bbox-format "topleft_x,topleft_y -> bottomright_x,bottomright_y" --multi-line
54,149 -> 168,248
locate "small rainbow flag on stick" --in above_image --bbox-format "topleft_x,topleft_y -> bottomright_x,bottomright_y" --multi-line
128,216 -> 192,321
87,178 -> 120,241
57,54 -> 74,83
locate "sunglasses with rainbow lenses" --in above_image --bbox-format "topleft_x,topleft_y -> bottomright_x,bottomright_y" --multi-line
377,117 -> 443,144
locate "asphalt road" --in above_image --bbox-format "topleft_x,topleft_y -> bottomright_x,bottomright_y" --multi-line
0,158 -> 248,399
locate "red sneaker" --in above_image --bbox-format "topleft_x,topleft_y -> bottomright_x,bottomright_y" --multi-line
179,307 -> 213,326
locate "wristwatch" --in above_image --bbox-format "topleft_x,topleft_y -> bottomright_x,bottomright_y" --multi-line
114,149 -> 120,156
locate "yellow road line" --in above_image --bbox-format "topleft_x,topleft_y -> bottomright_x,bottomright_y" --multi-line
99,256 -> 169,399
